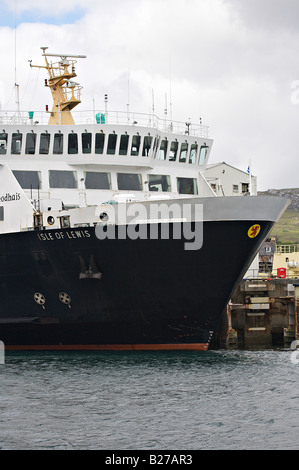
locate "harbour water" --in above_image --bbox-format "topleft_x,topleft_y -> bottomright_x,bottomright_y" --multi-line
0,349 -> 298,450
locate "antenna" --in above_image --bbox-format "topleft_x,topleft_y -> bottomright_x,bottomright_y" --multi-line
104,94 -> 108,122
248,159 -> 252,195
127,55 -> 131,122
164,93 -> 168,131
14,0 -> 20,117
41,52 -> 87,59
164,93 -> 168,117
169,54 -> 173,123
14,0 -> 17,85
152,88 -> 155,123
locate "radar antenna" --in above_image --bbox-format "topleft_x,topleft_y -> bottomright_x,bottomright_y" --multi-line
30,47 -> 87,125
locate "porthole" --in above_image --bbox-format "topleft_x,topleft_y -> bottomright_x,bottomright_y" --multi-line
47,216 -> 55,225
99,212 -> 109,221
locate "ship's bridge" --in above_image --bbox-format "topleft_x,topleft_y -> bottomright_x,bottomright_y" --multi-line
0,116 -> 214,209
0,104 -> 213,170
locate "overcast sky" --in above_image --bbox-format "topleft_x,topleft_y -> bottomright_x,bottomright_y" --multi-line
0,0 -> 299,190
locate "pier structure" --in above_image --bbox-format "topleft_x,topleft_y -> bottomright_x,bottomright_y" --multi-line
213,278 -> 299,349
210,242 -> 299,349
295,283 -> 299,342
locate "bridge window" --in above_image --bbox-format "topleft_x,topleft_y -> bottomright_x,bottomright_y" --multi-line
158,139 -> 168,160
25,133 -> 36,154
82,132 -> 92,154
177,177 -> 198,195
53,133 -> 63,154
148,174 -> 171,192
39,133 -> 50,154
119,134 -> 129,155
68,133 -> 78,154
153,137 -> 160,158
169,141 -> 178,161
13,170 -> 41,189
189,143 -> 198,164
142,136 -> 153,156
107,133 -> 117,155
85,172 -> 111,190
49,170 -> 78,188
0,133 -> 7,154
95,133 -> 105,154
117,173 -> 142,191
131,135 -> 141,156
198,145 -> 209,165
179,142 -> 188,162
11,133 -> 22,154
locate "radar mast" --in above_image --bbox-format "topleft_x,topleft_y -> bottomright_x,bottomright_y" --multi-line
30,47 -> 87,125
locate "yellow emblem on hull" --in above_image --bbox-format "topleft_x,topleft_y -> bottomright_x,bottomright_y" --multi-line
248,224 -> 261,238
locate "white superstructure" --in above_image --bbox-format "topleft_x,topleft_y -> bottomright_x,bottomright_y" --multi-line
0,118 -> 214,214
0,48 -> 217,226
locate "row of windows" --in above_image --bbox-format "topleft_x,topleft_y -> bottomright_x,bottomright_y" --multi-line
0,132 -> 209,165
210,182 -> 249,194
13,170 -> 198,195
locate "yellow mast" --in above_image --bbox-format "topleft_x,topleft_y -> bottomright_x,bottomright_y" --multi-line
30,47 -> 87,125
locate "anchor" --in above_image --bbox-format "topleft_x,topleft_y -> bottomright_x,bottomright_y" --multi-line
79,255 -> 103,280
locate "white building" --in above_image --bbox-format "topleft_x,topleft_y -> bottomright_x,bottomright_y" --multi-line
204,162 -> 257,196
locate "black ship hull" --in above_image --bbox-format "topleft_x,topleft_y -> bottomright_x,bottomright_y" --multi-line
0,216 -> 274,351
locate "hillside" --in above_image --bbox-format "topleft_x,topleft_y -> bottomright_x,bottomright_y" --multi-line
258,188 -> 299,243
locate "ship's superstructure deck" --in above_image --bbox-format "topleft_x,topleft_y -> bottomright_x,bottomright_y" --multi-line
0,118 -> 214,213
0,108 -> 210,137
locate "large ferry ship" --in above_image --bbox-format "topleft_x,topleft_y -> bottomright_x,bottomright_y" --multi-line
0,49 -> 289,350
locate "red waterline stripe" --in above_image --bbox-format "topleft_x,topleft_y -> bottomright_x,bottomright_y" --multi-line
5,343 -> 209,351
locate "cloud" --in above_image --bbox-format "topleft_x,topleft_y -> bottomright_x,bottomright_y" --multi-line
224,0 -> 299,31
0,0 -> 299,190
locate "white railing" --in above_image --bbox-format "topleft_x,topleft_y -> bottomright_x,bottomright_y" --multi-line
0,109 -> 210,138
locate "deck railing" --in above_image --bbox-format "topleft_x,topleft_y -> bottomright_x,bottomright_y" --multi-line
0,109 -> 210,138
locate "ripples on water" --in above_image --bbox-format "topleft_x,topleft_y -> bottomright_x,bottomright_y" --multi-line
0,349 -> 298,450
